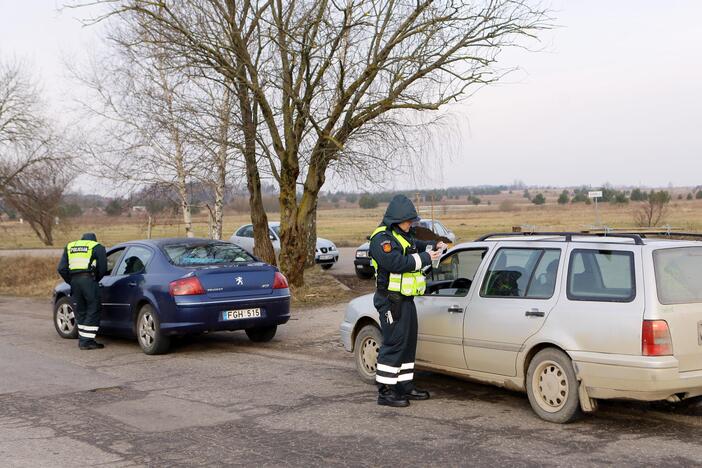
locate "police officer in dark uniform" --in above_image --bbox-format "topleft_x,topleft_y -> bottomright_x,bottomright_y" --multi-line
57,233 -> 108,350
369,195 -> 445,407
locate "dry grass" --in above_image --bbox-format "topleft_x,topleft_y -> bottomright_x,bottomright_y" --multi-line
0,256 -> 61,297
0,254 -> 354,305
3,197 -> 702,250
290,267 -> 355,307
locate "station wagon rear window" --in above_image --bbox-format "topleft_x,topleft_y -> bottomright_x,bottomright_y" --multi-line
567,249 -> 635,302
163,242 -> 254,266
653,247 -> 702,304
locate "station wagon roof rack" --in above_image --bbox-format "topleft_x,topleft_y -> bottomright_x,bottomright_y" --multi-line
583,229 -> 702,240
475,231 -> 646,245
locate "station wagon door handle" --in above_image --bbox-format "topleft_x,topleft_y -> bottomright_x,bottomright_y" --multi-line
525,309 -> 545,317
447,305 -> 464,314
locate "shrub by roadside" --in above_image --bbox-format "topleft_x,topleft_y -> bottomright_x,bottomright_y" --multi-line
0,256 -> 60,297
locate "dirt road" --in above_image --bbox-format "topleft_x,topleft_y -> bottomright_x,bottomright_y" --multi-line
1,296 -> 702,466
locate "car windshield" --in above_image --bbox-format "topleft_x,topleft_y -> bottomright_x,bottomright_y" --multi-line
163,242 -> 255,266
271,225 -> 281,236
654,247 -> 702,304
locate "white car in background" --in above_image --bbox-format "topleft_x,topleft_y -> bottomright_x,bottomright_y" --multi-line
230,221 -> 339,270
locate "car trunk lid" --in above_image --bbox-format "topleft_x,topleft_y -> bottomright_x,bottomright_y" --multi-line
194,263 -> 275,299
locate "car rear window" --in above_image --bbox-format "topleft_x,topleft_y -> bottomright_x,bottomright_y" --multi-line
163,242 -> 254,266
567,249 -> 635,302
654,247 -> 702,304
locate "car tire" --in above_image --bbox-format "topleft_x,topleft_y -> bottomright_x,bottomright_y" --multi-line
354,324 -> 382,384
245,325 -> 277,342
54,296 -> 78,339
355,269 -> 374,280
526,348 -> 582,423
136,304 -> 171,355
320,263 -> 333,270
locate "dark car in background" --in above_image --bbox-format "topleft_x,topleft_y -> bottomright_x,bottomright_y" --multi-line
52,238 -> 291,354
353,219 -> 456,279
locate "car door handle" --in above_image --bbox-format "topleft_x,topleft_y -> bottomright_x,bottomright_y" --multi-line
447,305 -> 464,314
128,282 -> 137,287
525,309 -> 545,317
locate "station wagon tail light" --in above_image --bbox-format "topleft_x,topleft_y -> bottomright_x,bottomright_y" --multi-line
169,277 -> 205,296
642,320 -> 673,356
273,272 -> 289,289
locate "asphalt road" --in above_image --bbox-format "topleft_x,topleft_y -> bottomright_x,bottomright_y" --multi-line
2,296 -> 702,467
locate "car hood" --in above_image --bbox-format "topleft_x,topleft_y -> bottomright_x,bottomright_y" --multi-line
316,237 -> 336,248
357,242 -> 369,251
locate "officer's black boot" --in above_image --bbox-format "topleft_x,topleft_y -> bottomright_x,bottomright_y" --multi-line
79,340 -> 105,350
398,382 -> 430,400
377,385 -> 409,407
404,387 -> 430,400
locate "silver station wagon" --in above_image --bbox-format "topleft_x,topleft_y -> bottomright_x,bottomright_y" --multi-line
340,232 -> 702,423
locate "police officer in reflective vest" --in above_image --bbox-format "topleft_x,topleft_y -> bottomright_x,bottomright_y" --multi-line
57,233 -> 108,350
369,195 -> 445,407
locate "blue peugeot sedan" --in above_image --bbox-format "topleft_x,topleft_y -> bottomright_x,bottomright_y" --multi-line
52,238 -> 291,354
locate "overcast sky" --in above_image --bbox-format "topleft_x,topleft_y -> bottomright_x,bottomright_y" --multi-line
1,0 -> 701,193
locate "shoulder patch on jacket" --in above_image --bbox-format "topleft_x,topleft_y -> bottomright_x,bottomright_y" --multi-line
381,241 -> 392,253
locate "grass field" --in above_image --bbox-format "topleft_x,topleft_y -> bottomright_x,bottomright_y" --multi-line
3,195 -> 702,249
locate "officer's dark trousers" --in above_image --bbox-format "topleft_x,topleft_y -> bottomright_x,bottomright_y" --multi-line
70,274 -> 101,346
374,292 -> 418,394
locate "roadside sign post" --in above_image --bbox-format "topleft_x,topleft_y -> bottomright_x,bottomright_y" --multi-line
588,191 -> 603,227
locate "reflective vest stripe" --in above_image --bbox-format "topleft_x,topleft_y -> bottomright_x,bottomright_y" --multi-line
66,240 -> 98,272
369,227 -> 426,296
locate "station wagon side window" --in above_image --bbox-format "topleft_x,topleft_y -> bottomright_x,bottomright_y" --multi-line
480,248 -> 561,299
567,249 -> 635,302
431,248 -> 488,296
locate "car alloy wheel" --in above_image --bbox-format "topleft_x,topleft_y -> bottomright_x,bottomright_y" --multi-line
53,297 -> 78,339
532,360 -> 569,412
56,302 -> 75,335
136,305 -> 171,355
138,309 -> 156,349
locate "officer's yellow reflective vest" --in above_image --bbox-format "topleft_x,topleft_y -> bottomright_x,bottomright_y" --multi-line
370,226 -> 426,296
66,240 -> 98,272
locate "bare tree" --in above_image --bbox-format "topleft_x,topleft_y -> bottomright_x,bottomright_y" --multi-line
76,0 -> 550,286
0,58 -> 46,187
2,138 -> 74,245
634,191 -> 671,227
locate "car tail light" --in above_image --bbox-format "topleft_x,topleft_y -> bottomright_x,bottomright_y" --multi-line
169,277 -> 205,296
642,320 -> 673,356
273,272 -> 289,289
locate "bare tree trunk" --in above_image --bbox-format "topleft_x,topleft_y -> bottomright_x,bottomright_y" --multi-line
279,161 -> 324,287
159,66 -> 194,238
236,75 -> 275,265
211,88 -> 232,240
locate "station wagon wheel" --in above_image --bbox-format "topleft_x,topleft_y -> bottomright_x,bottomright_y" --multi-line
526,348 -> 582,424
136,305 -> 171,355
354,324 -> 382,384
53,297 -> 78,339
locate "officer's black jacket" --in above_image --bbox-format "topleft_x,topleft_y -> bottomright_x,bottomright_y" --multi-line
57,233 -> 108,284
370,195 -> 435,292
